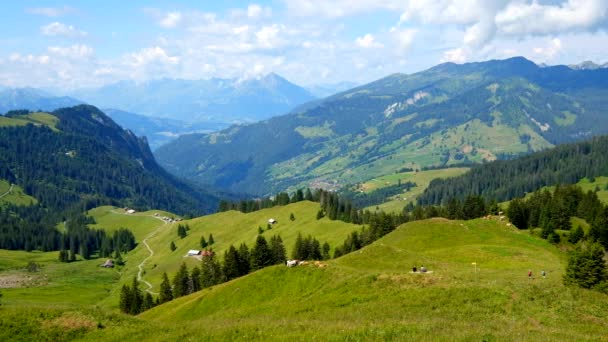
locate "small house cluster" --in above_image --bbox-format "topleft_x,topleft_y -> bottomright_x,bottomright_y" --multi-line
153,212 -> 182,223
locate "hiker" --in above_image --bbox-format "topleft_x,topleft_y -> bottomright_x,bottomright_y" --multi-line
541,270 -> 546,278
413,266 -> 417,273
420,266 -> 427,273
528,270 -> 532,279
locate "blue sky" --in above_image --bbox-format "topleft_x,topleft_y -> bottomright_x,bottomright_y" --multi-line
1,0 -> 607,90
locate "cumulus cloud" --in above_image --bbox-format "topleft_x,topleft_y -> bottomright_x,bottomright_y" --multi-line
159,12 -> 182,28
356,34 -> 384,48
48,45 -> 94,58
283,0 -> 404,18
441,47 -> 468,63
26,6 -> 76,17
41,22 -> 87,38
496,0 -> 608,36
126,47 -> 179,67
533,38 -> 563,60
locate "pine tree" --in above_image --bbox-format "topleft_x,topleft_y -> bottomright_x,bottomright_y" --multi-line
159,272 -> 173,304
172,262 -> 190,298
569,225 -> 585,244
305,188 -> 313,201
69,249 -> 76,262
250,235 -> 272,270
115,250 -> 124,266
200,236 -> 208,249
289,213 -> 295,221
177,224 -> 187,239
130,277 -> 143,315
321,242 -> 331,260
237,243 -> 251,276
564,242 -> 608,289
190,266 -> 201,292
292,233 -> 304,260
119,284 -> 132,314
222,245 -> 241,280
201,254 -> 223,288
170,241 -> 177,252
58,249 -> 68,262
316,209 -> 324,220
269,235 -> 286,264
208,234 -> 215,245
142,292 -> 155,311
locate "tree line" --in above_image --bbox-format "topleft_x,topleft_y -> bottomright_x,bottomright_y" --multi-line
217,188 -> 314,213
418,135 -> 608,205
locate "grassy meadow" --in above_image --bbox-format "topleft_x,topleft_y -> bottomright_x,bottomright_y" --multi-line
0,179 -> 38,206
2,204 -> 608,341
358,168 -> 469,213
81,218 -> 608,341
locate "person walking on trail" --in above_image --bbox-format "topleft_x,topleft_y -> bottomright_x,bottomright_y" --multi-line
413,266 -> 417,273
420,265 -> 427,273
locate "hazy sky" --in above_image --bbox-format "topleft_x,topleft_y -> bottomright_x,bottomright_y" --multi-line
1,0 -> 607,90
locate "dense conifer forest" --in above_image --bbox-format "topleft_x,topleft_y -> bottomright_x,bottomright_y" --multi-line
418,135 -> 608,205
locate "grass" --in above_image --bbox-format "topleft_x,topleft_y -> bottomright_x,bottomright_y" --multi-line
131,201 -> 361,291
357,168 -> 469,213
0,179 -> 38,206
0,112 -> 59,131
74,217 -> 608,341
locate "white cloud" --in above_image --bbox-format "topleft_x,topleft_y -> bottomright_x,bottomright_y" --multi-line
284,0 -> 404,18
533,38 -> 563,60
247,4 -> 272,18
390,28 -> 417,53
255,25 -> 284,49
356,34 -> 384,48
41,22 -> 87,38
160,12 -> 182,28
26,6 -> 76,17
496,0 -> 608,36
126,47 -> 179,67
441,47 -> 468,63
48,45 -> 94,58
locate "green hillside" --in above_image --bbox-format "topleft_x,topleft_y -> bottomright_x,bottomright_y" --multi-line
117,201 -> 361,291
353,168 -> 469,213
156,57 -> 608,195
0,179 -> 37,205
66,218 -> 608,341
419,135 -> 608,205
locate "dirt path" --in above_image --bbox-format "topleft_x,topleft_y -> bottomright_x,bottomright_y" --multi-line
110,209 -> 168,295
0,183 -> 14,199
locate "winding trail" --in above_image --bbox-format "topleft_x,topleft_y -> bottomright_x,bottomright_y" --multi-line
0,183 -> 14,200
110,209 -> 169,294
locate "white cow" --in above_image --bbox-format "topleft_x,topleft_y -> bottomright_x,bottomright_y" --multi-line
286,260 -> 299,267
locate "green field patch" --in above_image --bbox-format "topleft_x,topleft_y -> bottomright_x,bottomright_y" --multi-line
0,179 -> 37,206
554,111 -> 577,127
0,112 -> 59,131
294,122 -> 335,138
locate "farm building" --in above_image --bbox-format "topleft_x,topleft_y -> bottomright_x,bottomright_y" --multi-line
187,250 -> 201,256
268,218 -> 277,224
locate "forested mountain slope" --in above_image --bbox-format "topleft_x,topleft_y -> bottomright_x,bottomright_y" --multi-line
0,105 -> 218,215
156,57 -> 608,195
418,135 -> 608,204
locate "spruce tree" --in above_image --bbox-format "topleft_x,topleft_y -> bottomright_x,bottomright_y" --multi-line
142,292 -> 155,311
222,245 -> 241,280
289,213 -> 295,221
564,242 -> 608,289
269,235 -> 286,264
159,272 -> 173,304
201,254 -> 223,288
172,262 -> 190,298
321,242 -> 331,260
130,277 -> 143,315
569,225 -> 585,244
190,266 -> 201,292
119,284 -> 132,314
170,241 -> 177,252
250,235 -> 272,270
208,234 -> 215,245
237,243 -> 251,276
200,236 -> 208,249
177,224 -> 187,239
292,233 -> 304,260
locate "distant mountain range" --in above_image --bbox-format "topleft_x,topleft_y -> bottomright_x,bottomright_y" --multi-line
155,57 -> 608,195
305,81 -> 359,98
0,87 -> 83,113
568,61 -> 608,70
0,105 -> 219,215
69,73 -> 316,124
103,109 -> 229,150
